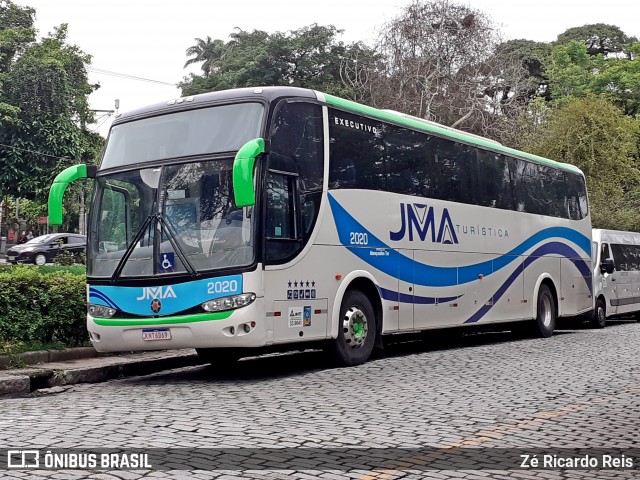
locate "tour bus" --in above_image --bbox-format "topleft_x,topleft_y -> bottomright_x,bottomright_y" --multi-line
590,228 -> 640,327
49,86 -> 592,366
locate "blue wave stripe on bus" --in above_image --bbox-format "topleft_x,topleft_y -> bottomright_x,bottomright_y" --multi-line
378,287 -> 462,305
89,287 -> 120,310
464,242 -> 591,323
328,194 -> 591,287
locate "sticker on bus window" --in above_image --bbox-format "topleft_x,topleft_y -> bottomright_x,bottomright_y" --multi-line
167,190 -> 186,199
159,252 -> 175,271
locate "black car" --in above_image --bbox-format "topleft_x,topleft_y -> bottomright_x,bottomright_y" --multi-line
6,233 -> 86,266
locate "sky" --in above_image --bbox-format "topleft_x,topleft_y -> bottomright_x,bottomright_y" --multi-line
16,0 -> 640,137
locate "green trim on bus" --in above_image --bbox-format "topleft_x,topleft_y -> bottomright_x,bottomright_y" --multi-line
233,137 -> 265,207
48,164 -> 90,226
92,310 -> 234,327
323,94 -> 582,175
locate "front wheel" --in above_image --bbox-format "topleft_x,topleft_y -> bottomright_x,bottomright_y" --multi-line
590,298 -> 606,329
34,254 -> 46,266
330,290 -> 376,367
534,284 -> 556,338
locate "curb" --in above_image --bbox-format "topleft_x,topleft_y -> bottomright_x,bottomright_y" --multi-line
0,347 -> 100,369
0,349 -> 207,396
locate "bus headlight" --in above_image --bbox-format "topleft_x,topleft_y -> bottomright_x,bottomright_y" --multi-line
88,304 -> 117,318
202,293 -> 256,312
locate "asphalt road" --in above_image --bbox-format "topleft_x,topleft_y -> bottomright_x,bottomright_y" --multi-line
1,320 -> 639,479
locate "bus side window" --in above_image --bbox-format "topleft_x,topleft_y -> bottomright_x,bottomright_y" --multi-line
329,155 -> 356,188
328,109 -> 384,191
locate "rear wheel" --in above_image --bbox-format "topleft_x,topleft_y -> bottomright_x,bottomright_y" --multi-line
590,298 -> 607,329
330,290 -> 376,367
34,254 -> 46,266
534,284 -> 556,338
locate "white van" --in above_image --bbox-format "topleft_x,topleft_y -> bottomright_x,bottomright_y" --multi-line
591,228 -> 640,327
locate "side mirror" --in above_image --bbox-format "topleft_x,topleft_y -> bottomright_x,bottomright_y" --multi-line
232,138 -> 265,207
600,258 -> 615,274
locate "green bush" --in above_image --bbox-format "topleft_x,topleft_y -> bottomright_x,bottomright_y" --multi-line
0,265 -> 86,275
53,250 -> 77,266
0,265 -> 87,347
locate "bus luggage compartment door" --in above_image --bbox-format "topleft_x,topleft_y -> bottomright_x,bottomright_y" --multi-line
272,299 -> 328,343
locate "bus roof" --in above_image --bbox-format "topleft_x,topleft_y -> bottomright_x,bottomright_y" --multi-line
111,86 -> 316,125
110,86 -> 582,176
593,229 -> 640,244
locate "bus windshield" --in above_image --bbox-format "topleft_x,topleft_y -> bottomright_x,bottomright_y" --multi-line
88,159 -> 254,278
101,103 -> 264,170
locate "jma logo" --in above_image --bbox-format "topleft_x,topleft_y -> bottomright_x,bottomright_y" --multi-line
390,203 -> 458,244
136,286 -> 177,301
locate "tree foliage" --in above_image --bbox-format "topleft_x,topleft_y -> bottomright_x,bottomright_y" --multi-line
0,0 -> 35,73
344,0 -> 532,143
546,40 -> 640,115
525,96 -> 640,230
0,2 -> 101,211
556,24 -> 637,57
184,36 -> 225,76
493,39 -> 552,100
179,24 -> 375,99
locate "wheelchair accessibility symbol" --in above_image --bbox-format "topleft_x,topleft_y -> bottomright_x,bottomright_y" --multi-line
159,252 -> 175,271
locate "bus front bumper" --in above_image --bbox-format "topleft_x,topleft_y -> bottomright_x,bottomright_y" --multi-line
87,300 -> 267,352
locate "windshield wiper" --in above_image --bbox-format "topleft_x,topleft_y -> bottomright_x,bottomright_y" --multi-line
109,213 -> 199,281
111,214 -> 155,282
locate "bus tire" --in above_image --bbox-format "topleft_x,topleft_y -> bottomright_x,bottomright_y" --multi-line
196,348 -> 241,366
590,298 -> 606,329
534,284 -> 556,338
330,290 -> 376,367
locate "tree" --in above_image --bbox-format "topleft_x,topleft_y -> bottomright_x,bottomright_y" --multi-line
0,20 -> 100,202
184,36 -> 225,75
0,2 -> 103,234
493,39 -> 552,100
589,42 -> 640,116
179,24 -> 375,99
546,39 -> 640,115
0,0 -> 35,73
351,0 -> 530,142
525,96 -> 640,230
556,24 -> 637,57
546,40 -> 596,100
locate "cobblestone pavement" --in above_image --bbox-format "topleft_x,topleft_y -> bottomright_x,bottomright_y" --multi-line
1,320 -> 639,479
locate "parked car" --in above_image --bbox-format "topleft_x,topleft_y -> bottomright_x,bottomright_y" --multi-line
6,233 -> 86,266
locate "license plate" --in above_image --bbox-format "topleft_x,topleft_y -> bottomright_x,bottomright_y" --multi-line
142,328 -> 171,341
8,256 -> 15,261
